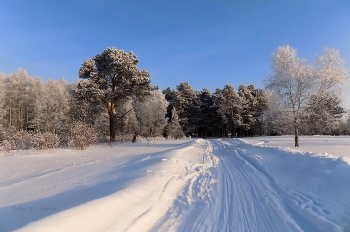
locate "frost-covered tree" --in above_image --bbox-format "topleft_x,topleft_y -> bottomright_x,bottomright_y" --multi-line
265,46 -> 314,147
114,98 -> 138,138
248,85 -> 268,136
339,111 -> 350,135
2,69 -> 32,130
303,94 -> 344,135
174,82 -> 197,136
69,121 -> 97,150
262,91 -> 293,135
238,84 -> 257,136
314,48 -> 348,100
164,107 -> 184,139
265,46 -> 348,145
0,70 -> 72,149
29,77 -> 44,131
133,90 -> 168,137
77,47 -> 152,142
70,81 -> 104,126
121,100 -> 138,136
36,79 -> 70,134
0,72 -> 5,125
304,48 -> 348,134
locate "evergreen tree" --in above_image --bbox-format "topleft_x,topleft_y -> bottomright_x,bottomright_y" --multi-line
215,84 -> 241,137
238,84 -> 257,136
248,85 -> 268,136
77,47 -> 152,142
198,88 -> 220,136
262,91 -> 293,135
164,107 -> 184,139
162,87 -> 176,121
304,94 -> 344,134
174,82 -> 197,136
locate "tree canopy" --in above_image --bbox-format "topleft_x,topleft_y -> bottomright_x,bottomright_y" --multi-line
77,47 -> 153,141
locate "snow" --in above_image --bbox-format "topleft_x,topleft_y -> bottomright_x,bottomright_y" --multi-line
240,135 -> 350,159
1,136 -> 349,231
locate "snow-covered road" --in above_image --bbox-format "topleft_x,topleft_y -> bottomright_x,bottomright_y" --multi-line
157,139 -> 345,232
1,137 -> 349,232
212,140 -> 300,232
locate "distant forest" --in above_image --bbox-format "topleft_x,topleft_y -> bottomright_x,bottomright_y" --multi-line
0,47 -> 349,151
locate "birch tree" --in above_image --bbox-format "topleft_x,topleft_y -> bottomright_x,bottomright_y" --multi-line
133,90 -> 168,137
265,46 -> 348,146
264,45 -> 314,147
305,48 -> 348,134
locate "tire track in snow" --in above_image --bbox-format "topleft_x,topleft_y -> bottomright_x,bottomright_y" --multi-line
212,140 -> 303,232
161,139 -> 306,232
153,139 -> 219,232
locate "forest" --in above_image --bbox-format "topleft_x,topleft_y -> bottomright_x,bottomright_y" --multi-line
0,46 -> 349,151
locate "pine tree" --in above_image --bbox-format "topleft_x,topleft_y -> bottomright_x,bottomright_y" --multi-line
304,94 -> 344,134
77,47 -> 153,142
198,88 -> 220,137
215,84 -> 241,137
174,82 -> 197,136
162,87 -> 176,121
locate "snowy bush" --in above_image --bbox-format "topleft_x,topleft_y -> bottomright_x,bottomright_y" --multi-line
152,136 -> 166,141
69,122 -> 97,150
115,134 -> 134,142
0,127 -> 59,151
135,135 -> 147,143
0,127 -> 32,151
164,108 -> 185,139
31,132 -> 60,150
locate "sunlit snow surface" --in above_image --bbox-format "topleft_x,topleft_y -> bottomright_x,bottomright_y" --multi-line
0,136 -> 349,232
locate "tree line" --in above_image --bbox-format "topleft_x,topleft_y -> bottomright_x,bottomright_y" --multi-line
163,83 -> 268,138
0,46 -> 349,150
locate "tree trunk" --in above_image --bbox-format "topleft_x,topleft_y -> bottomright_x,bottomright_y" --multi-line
294,125 -> 299,147
232,121 -> 235,138
109,115 -> 116,142
106,102 -> 116,142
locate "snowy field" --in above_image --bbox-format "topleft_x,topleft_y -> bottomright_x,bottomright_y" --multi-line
241,135 -> 350,159
0,136 -> 350,232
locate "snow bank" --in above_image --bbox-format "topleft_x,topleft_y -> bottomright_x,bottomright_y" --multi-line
236,137 -> 350,231
240,135 -> 350,158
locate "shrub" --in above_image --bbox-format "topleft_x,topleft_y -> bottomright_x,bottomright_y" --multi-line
69,122 -> 97,150
31,132 -> 60,150
0,127 -> 60,151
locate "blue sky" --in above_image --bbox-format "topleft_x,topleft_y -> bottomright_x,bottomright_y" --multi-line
1,0 -> 350,107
